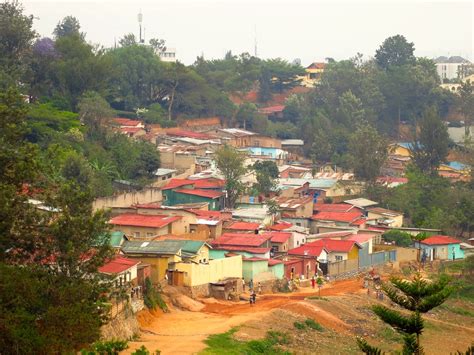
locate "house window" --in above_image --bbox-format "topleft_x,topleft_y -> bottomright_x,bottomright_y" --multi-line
335,255 -> 343,261
134,232 -> 140,238
146,233 -> 153,238
296,223 -> 301,226
163,194 -> 167,201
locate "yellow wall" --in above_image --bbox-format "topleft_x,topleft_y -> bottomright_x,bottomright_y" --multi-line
174,255 -> 243,286
348,246 -> 359,260
389,145 -> 411,157
112,225 -> 169,239
126,257 -> 169,284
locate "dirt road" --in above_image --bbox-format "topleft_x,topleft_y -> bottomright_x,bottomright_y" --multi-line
124,279 -> 364,354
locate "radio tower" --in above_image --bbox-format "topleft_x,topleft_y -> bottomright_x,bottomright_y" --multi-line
254,25 -> 258,57
138,11 -> 143,43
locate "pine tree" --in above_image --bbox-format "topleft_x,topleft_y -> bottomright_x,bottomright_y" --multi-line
358,273 -> 452,355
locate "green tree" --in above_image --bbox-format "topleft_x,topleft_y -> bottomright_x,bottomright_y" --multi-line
53,15 -> 83,39
375,35 -> 415,70
253,161 -> 279,196
411,107 -> 449,175
78,91 -> 113,136
348,124 -> 388,182
215,145 -> 247,208
358,274 -> 452,354
149,38 -> 166,53
0,0 -> 37,87
382,230 -> 413,247
458,80 -> 474,137
119,33 -> 137,47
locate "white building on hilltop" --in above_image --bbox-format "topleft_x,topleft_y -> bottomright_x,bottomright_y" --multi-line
434,56 -> 471,82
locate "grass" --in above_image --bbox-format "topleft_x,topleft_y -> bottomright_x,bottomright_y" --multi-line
440,304 -> 474,318
293,321 -> 305,330
378,327 -> 402,342
306,296 -> 329,301
200,328 -> 290,355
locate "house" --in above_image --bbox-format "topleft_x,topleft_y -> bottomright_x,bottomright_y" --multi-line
242,146 -> 288,160
286,244 -> 328,278
121,240 -> 209,283
112,118 -> 145,129
388,143 -> 413,158
376,176 -> 408,188
232,205 -> 274,226
300,62 -> 326,87
344,198 -> 378,210
311,211 -> 364,227
154,168 -> 177,181
98,255 -> 140,287
434,56 -> 471,81
277,196 -> 314,218
109,214 -> 185,239
307,239 -> 361,262
314,203 -> 357,214
261,231 -> 292,253
367,207 -> 404,228
211,128 -> 281,148
187,209 -> 231,239
438,161 -> 471,181
107,231 -> 128,251
224,221 -> 262,233
120,127 -> 146,138
210,233 -> 272,259
414,235 -> 464,261
161,178 -> 225,211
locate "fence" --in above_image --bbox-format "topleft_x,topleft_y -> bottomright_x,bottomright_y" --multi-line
328,250 -> 397,277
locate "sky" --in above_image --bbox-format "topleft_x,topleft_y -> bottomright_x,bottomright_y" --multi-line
23,0 -> 474,65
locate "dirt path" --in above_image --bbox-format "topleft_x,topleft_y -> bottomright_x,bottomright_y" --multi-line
124,279 -> 364,354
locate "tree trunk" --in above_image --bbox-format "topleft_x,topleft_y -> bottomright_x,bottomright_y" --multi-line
168,82 -> 177,121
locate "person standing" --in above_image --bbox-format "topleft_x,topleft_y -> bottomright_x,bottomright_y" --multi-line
257,282 -> 262,294
311,276 -> 316,289
242,278 -> 246,292
249,278 -> 254,292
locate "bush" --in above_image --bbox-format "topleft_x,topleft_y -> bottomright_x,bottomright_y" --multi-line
293,321 -> 306,330
382,230 -> 413,247
304,319 -> 324,332
143,278 -> 168,312
131,345 -> 160,355
80,339 -> 128,355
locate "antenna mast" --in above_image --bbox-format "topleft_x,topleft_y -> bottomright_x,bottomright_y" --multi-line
254,25 -> 258,57
138,10 -> 143,43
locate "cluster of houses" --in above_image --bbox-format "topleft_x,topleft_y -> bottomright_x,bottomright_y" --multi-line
97,169 -> 469,298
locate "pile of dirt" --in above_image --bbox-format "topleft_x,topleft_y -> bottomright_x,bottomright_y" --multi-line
172,294 -> 205,312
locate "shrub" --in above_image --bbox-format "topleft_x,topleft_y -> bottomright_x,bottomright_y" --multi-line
382,230 -> 413,247
293,321 -> 306,330
131,345 -> 161,355
304,319 -> 324,332
143,278 -> 168,312
80,339 -> 128,355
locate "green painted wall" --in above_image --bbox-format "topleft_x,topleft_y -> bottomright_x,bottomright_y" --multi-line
162,189 -> 222,210
269,263 -> 284,279
242,260 -> 268,282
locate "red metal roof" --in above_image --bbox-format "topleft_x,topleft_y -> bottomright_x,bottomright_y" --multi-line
314,203 -> 354,213
350,218 -> 367,226
212,233 -> 270,247
261,231 -> 292,243
175,189 -> 223,199
268,258 -> 283,266
161,179 -> 195,190
288,245 -> 326,257
113,118 -> 143,126
420,235 -> 461,245
243,256 -> 268,262
307,239 -> 360,253
226,221 -> 261,231
98,256 -> 140,274
258,105 -> 285,115
269,221 -> 293,231
134,203 -> 162,209
214,246 -> 271,254
312,211 -> 363,223
109,214 -> 181,228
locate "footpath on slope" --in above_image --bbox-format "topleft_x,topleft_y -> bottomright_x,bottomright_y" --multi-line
123,278 -> 364,355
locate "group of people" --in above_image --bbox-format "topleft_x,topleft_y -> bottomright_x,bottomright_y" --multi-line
242,278 -> 262,306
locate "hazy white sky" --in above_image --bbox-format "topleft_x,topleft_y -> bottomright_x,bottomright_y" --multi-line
23,0 -> 473,65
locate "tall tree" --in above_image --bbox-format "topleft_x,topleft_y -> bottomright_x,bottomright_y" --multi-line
458,79 -> 474,137
348,124 -> 388,182
118,33 -> 137,47
253,160 -> 279,196
149,38 -> 166,53
78,91 -> 113,136
375,35 -> 415,70
53,16 -> 83,39
358,274 -> 452,354
0,0 -> 37,86
215,145 -> 247,208
411,107 -> 449,175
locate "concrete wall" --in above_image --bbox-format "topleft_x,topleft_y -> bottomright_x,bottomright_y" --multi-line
112,225 -> 170,239
394,247 -> 418,262
175,255 -> 242,286
242,260 -> 269,282
94,188 -> 162,211
328,258 -> 359,275
269,263 -> 285,279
